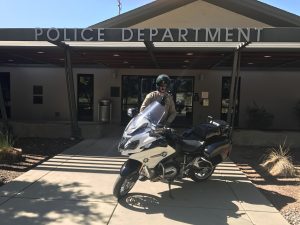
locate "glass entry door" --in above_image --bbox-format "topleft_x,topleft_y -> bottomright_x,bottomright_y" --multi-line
121,75 -> 194,127
77,74 -> 94,121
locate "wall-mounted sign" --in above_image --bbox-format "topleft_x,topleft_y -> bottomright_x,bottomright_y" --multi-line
34,28 -> 262,42
1,28 -> 299,42
202,99 -> 209,107
201,91 -> 209,99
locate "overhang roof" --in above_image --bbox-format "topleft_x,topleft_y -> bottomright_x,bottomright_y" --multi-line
91,0 -> 300,28
1,41 -> 300,69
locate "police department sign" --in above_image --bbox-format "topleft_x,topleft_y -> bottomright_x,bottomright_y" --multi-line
0,28 -> 299,42
33,28 -> 262,42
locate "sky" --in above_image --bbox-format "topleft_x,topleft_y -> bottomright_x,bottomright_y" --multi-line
0,0 -> 299,28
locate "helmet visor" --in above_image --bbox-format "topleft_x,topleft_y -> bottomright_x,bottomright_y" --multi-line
158,81 -> 168,87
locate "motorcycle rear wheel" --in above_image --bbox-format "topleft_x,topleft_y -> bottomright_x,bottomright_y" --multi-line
189,163 -> 215,182
113,173 -> 138,199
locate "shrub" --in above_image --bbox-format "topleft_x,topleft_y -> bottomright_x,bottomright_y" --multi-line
246,102 -> 274,129
0,132 -> 14,149
0,133 -> 21,163
260,139 -> 297,177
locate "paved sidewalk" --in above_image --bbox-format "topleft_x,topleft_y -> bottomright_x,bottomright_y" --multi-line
0,129 -> 290,225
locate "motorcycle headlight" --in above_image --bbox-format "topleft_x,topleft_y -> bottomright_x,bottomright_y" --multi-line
124,140 -> 140,150
118,137 -> 130,151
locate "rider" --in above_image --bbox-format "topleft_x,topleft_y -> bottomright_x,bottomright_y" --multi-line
140,74 -> 177,127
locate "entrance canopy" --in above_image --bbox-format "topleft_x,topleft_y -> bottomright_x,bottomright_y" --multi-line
0,28 -> 300,69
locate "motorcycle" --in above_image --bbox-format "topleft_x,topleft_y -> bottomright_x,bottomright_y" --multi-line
113,97 -> 232,199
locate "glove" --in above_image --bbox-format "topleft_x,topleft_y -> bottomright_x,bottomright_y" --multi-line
164,121 -> 171,127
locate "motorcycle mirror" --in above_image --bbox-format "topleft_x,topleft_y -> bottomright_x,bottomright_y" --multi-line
207,115 -> 213,122
127,108 -> 139,118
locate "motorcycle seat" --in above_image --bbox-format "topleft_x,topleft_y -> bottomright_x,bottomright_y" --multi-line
178,139 -> 204,153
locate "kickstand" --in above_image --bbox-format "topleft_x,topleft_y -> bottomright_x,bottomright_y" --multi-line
168,181 -> 174,199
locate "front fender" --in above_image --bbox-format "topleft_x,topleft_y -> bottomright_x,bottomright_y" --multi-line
120,159 -> 142,177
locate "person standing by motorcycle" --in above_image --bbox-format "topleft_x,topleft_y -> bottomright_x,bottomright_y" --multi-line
140,74 -> 177,127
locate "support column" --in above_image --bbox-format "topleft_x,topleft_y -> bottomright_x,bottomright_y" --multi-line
227,42 -> 250,135
231,52 -> 241,129
64,45 -> 81,139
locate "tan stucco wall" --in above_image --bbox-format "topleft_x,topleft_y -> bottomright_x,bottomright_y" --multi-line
239,71 -> 300,130
8,67 -> 69,121
0,67 -> 120,122
1,67 -> 299,130
132,0 -> 271,28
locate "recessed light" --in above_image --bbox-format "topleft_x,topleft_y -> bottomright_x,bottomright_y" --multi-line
113,54 -> 120,57
248,62 -> 254,65
264,55 -> 272,58
186,52 -> 194,56
59,58 -> 64,61
123,61 -> 128,64
37,51 -> 45,54
184,59 -> 190,63
8,59 -> 14,62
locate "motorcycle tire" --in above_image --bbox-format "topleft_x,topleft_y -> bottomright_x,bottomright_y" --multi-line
188,165 -> 215,182
113,173 -> 139,199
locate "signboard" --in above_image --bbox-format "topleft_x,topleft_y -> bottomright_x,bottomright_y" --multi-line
0,28 -> 299,42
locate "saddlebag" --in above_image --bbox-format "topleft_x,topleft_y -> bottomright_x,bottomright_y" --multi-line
204,137 -> 232,162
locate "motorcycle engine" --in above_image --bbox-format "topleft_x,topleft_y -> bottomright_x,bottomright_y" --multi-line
156,162 -> 179,181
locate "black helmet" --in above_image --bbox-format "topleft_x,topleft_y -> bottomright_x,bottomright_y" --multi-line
156,74 -> 171,89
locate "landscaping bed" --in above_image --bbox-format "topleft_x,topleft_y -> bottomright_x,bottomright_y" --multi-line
231,145 -> 300,225
0,138 -> 80,185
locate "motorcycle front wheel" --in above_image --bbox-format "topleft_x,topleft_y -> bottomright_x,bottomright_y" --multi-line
113,173 -> 139,199
189,162 -> 215,182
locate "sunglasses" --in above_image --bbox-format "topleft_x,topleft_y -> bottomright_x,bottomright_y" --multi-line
159,85 -> 167,89
158,82 -> 167,87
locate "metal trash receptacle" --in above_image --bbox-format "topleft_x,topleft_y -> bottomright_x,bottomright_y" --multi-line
99,100 -> 111,122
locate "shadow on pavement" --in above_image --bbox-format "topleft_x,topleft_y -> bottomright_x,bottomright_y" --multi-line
118,179 -> 244,225
0,180 -> 115,225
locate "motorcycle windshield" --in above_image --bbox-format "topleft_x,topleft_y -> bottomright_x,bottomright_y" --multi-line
125,101 -> 165,134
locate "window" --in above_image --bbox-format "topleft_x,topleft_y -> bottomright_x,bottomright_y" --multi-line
0,72 -> 11,118
77,74 -> 94,121
221,77 -> 240,126
33,85 -> 43,104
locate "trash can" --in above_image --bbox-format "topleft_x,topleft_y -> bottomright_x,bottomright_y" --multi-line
98,100 -> 112,122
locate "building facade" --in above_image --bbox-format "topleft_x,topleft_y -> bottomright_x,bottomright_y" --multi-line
0,0 -> 300,138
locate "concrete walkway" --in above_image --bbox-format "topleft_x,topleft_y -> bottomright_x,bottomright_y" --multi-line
0,129 -> 290,225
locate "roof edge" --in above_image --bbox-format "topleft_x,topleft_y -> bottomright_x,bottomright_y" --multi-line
203,0 -> 300,27
90,0 -> 300,28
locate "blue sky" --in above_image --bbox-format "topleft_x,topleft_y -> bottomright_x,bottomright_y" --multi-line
0,0 -> 299,28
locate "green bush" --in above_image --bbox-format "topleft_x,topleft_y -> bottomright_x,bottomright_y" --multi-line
0,132 -> 21,163
246,102 -> 274,129
0,132 -> 14,149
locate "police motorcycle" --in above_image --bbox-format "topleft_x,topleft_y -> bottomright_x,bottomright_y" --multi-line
113,97 -> 232,199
